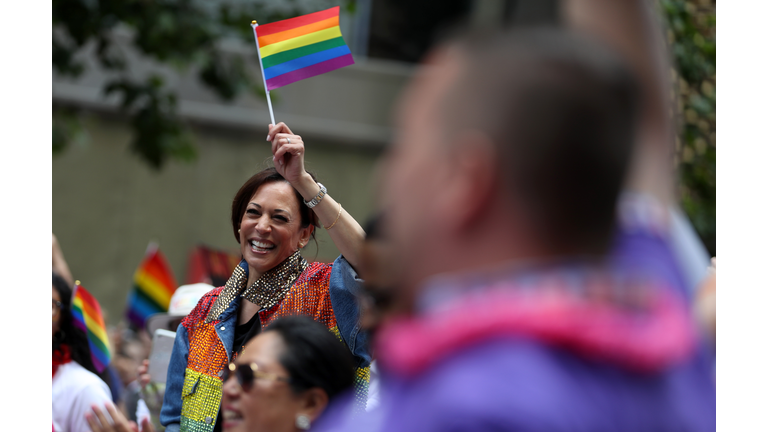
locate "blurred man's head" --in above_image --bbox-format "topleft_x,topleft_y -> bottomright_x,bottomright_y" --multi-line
562,0 -> 676,205
379,29 -> 639,310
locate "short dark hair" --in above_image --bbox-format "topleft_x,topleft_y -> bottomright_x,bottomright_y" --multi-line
263,316 -> 355,399
441,29 -> 639,255
230,167 -> 320,244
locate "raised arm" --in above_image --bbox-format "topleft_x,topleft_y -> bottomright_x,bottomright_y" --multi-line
53,233 -> 75,286
268,122 -> 366,271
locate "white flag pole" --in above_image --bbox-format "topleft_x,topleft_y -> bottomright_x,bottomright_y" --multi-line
251,20 -> 276,126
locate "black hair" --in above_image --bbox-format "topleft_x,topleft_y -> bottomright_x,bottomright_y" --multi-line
231,167 -> 319,243
360,212 -> 395,315
363,213 -> 383,241
263,316 -> 355,399
52,272 -> 98,375
53,272 -> 117,399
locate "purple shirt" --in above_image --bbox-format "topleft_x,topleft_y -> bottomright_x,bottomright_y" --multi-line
316,194 -> 715,432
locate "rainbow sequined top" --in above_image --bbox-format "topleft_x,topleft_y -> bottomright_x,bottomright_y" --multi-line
174,255 -> 369,432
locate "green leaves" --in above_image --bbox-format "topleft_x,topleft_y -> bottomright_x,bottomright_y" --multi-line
199,51 -> 251,102
661,0 -> 716,254
53,108 -> 87,156
103,75 -> 196,169
53,0 -> 352,169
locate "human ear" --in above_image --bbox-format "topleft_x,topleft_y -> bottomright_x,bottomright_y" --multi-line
296,387 -> 329,424
438,131 -> 498,231
299,224 -> 314,246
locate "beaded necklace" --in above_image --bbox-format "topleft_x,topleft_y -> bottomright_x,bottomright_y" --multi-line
205,251 -> 308,323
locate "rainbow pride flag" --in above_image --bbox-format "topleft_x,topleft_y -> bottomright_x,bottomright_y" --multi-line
254,6 -> 354,91
72,282 -> 111,373
126,244 -> 178,329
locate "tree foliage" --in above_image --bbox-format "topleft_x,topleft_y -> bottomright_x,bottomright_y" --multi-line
660,0 -> 716,254
52,0 -> 354,169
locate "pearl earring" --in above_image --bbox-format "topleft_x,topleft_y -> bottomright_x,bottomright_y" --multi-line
296,415 -> 311,430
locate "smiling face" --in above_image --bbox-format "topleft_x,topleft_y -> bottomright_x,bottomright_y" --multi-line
239,181 -> 313,281
221,331 -> 300,432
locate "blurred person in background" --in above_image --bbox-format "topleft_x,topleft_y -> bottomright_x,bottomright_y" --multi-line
53,232 -> 123,405
123,283 -> 215,431
87,312 -> 363,432
351,214 -> 397,412
87,282 -> 217,432
695,257 -> 716,347
145,284 -> 217,340
325,28 -> 715,432
53,271 -> 114,432
356,214 -> 396,335
562,0 -> 713,301
87,403 -> 156,432
161,123 -> 371,432
113,329 -> 151,418
221,316 -> 355,432
562,1 -> 717,382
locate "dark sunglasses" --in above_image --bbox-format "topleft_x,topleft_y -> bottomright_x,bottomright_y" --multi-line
222,362 -> 291,392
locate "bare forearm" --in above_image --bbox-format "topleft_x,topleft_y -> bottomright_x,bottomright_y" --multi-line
294,174 -> 365,270
52,234 -> 75,286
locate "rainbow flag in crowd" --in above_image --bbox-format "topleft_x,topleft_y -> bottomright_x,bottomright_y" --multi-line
185,244 -> 241,288
126,244 -> 178,329
72,282 -> 111,373
254,6 -> 354,90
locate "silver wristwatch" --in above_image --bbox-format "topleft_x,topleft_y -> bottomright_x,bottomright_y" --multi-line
304,183 -> 327,208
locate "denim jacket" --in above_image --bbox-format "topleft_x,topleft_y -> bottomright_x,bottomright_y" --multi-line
160,256 -> 370,432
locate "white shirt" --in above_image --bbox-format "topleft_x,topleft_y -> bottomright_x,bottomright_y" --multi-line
366,360 -> 381,412
52,361 -> 112,432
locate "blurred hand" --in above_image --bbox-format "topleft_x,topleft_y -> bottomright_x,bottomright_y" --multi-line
695,256 -> 716,345
138,359 -> 151,389
86,403 -> 156,432
267,122 -> 306,185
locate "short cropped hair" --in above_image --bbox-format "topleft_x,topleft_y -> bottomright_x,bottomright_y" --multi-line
441,29 -> 639,255
230,167 -> 319,244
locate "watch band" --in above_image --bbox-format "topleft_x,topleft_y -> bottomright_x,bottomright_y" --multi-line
304,183 -> 327,208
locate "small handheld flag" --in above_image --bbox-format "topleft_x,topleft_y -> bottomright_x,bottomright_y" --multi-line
126,243 -> 178,329
72,281 -> 111,373
251,6 -> 355,124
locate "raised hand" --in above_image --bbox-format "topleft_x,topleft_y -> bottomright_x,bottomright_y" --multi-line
267,122 -> 306,185
86,403 -> 156,432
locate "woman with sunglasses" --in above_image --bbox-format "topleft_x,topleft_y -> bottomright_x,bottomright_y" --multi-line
52,272 -> 113,432
221,316 -> 355,432
160,123 -> 371,432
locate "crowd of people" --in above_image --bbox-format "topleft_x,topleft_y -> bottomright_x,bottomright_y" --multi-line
53,0 -> 716,431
